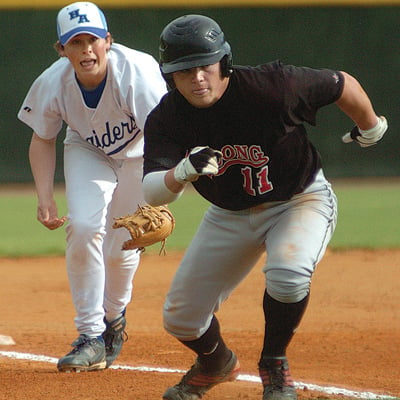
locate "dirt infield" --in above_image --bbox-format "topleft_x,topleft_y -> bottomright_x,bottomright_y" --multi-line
1,249 -> 399,400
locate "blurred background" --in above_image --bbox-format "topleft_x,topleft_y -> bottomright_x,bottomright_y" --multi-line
1,0 -> 399,183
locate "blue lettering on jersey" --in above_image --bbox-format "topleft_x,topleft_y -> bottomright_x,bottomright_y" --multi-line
85,115 -> 140,154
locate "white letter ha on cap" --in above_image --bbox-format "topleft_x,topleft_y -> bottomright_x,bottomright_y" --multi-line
56,1 -> 108,45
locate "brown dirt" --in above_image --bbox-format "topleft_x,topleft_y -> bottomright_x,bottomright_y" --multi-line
0,249 -> 399,400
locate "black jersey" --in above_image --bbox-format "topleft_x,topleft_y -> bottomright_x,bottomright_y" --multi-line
143,60 -> 344,211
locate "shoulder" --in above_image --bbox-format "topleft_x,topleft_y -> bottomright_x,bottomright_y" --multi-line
108,43 -> 164,89
109,43 -> 159,72
234,61 -> 342,91
233,60 -> 283,75
232,61 -> 285,86
28,57 -> 74,91
229,61 -> 286,104
37,57 -> 73,79
233,61 -> 333,82
146,91 -> 179,124
148,91 -> 173,114
108,43 -> 166,102
268,61 -> 343,86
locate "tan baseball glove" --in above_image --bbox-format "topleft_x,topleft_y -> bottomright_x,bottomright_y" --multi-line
112,205 -> 175,255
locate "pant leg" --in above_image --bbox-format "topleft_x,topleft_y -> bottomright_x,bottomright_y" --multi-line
102,157 -> 144,321
64,141 -> 119,336
263,170 -> 338,303
163,205 -> 265,341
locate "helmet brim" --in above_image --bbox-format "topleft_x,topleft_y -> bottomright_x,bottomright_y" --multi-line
160,51 -> 226,74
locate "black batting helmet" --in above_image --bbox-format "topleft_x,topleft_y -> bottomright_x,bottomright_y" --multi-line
159,14 -> 232,76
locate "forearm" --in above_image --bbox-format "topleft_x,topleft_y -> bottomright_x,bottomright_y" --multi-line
28,133 -> 66,229
29,132 -> 57,201
336,71 -> 379,130
143,170 -> 185,206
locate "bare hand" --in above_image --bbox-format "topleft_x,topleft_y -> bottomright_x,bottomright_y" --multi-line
37,201 -> 67,230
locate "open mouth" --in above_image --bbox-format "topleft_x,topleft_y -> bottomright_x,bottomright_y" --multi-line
81,59 -> 96,68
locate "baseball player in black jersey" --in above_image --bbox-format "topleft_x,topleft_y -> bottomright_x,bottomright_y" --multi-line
142,14 -> 388,400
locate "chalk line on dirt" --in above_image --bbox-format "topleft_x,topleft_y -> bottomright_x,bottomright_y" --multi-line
0,350 -> 396,400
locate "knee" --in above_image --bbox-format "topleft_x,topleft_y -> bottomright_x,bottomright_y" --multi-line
66,217 -> 103,242
163,302 -> 184,338
163,301 -> 205,341
265,268 -> 311,303
163,306 -> 176,336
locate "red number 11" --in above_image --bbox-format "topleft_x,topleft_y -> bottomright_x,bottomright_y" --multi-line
241,166 -> 273,196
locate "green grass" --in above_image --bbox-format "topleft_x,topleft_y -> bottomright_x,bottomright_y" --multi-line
0,194 -> 68,257
0,189 -> 210,257
332,186 -> 400,249
0,184 -> 399,257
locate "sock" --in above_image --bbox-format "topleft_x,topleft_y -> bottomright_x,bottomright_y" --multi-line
261,290 -> 309,360
105,313 -> 122,323
105,308 -> 126,323
180,315 -> 231,372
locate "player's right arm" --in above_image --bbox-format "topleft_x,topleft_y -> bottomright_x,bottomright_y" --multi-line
142,98 -> 220,206
29,132 -> 67,230
142,170 -> 184,206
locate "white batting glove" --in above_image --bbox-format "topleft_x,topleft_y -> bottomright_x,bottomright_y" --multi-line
173,146 -> 222,184
342,116 -> 388,148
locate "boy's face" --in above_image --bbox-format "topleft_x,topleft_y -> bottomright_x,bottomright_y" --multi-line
60,33 -> 111,89
172,62 -> 229,108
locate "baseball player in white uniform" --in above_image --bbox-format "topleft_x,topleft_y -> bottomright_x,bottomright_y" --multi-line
17,1 -> 167,372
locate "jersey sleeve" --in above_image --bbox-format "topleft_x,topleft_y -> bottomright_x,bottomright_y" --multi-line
17,61 -> 66,139
281,64 -> 344,127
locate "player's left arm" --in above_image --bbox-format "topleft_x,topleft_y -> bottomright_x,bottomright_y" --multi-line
336,71 -> 387,147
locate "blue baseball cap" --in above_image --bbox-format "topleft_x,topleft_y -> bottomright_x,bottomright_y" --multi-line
57,2 -> 108,45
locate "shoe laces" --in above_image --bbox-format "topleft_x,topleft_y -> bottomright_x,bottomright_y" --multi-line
180,361 -> 206,388
174,360 -> 221,395
70,335 -> 101,353
259,358 -> 294,389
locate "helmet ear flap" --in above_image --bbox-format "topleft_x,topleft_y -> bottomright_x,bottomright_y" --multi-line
162,73 -> 175,90
221,54 -> 233,77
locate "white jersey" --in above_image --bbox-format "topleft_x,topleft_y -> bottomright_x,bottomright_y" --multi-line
18,43 -> 167,159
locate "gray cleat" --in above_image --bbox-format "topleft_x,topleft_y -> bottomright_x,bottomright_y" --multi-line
57,334 -> 106,373
163,351 -> 240,400
259,356 -> 297,400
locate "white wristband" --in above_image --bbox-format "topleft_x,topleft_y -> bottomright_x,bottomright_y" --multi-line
173,157 -> 200,184
359,116 -> 387,140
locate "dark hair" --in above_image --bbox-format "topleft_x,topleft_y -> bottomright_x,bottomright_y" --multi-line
53,33 -> 114,56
